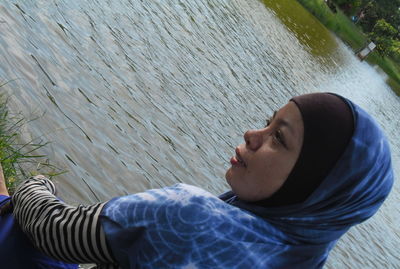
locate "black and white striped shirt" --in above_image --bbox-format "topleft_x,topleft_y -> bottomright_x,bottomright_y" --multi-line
12,176 -> 119,269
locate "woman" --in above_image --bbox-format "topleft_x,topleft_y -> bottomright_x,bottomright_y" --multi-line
0,164 -> 78,268
4,92 -> 394,268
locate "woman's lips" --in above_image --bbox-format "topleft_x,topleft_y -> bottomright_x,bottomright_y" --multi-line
230,147 -> 246,167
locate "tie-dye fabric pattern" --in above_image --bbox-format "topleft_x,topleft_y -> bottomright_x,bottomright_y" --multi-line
101,184 -> 329,269
100,100 -> 393,269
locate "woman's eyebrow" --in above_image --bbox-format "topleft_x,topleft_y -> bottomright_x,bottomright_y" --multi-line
273,110 -> 295,136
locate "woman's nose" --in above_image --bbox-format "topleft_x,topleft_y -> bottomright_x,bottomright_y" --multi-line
244,129 -> 265,151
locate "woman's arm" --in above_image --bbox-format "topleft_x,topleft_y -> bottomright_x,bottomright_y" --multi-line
11,175 -> 118,268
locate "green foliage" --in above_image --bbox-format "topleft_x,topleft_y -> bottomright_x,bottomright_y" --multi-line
368,52 -> 400,95
373,36 -> 394,56
369,19 -> 399,56
371,19 -> 398,38
358,2 -> 380,32
335,0 -> 362,5
390,10 -> 400,28
353,0 -> 362,9
390,40 -> 400,61
0,87 -> 66,193
358,0 -> 400,33
375,0 -> 400,25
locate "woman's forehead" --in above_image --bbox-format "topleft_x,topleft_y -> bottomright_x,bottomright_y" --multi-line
276,102 -> 303,134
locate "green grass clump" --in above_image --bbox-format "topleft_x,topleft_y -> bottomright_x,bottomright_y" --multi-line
0,86 -> 65,194
330,12 -> 366,48
367,53 -> 400,95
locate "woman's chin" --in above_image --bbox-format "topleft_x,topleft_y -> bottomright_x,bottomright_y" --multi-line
225,168 -> 234,184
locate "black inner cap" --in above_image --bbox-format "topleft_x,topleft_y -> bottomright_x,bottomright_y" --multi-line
255,93 -> 354,207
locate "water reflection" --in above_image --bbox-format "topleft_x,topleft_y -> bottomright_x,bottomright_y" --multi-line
262,0 -> 338,57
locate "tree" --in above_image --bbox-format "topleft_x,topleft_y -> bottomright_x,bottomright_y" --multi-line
359,2 -> 380,32
389,9 -> 400,31
356,0 -> 400,32
369,19 -> 399,56
371,19 -> 398,38
374,0 -> 400,24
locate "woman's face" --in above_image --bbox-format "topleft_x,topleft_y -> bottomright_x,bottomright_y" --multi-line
225,101 -> 304,201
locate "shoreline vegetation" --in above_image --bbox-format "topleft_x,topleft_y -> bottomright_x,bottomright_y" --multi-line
296,0 -> 400,96
0,89 -> 64,194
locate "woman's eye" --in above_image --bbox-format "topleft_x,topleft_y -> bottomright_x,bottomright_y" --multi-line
274,130 -> 287,147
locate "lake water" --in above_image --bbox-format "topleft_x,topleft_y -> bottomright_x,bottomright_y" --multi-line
0,0 -> 399,267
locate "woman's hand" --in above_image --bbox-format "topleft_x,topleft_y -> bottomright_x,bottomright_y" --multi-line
0,163 -> 13,216
0,175 -> 53,216
0,163 -> 9,196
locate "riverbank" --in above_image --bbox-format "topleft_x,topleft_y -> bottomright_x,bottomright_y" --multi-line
0,92 -> 61,194
296,0 -> 400,96
0,94 -> 20,193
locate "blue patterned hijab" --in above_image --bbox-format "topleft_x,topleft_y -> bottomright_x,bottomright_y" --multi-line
222,96 -> 393,251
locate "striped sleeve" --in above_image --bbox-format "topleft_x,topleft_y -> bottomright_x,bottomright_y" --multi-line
12,175 -> 119,268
